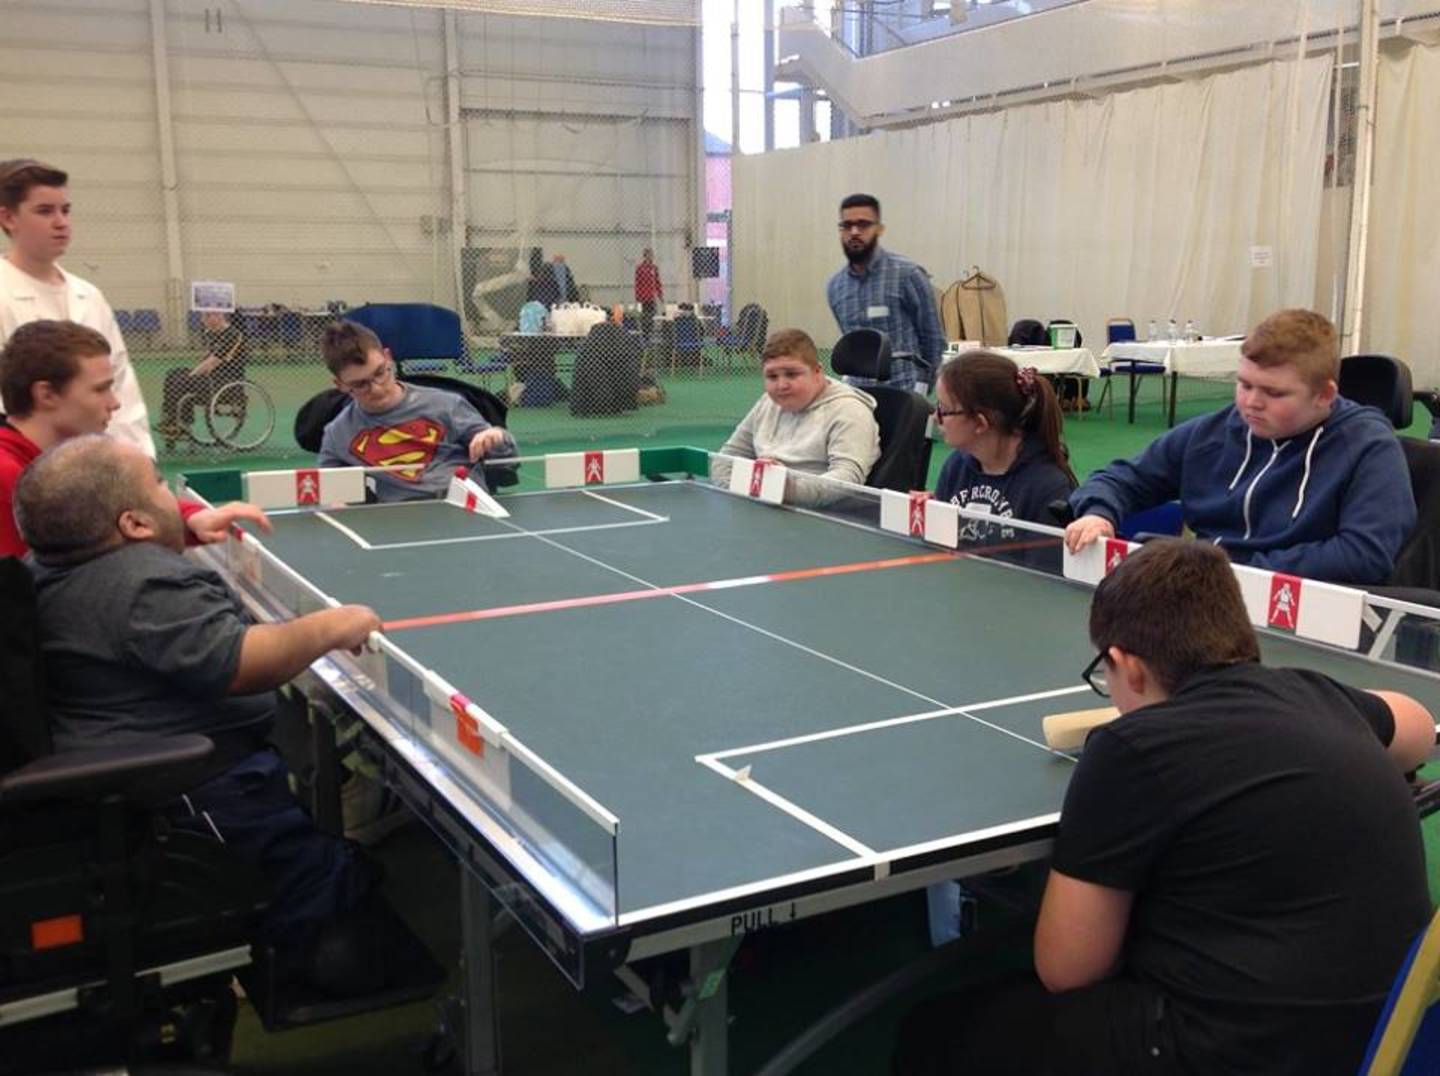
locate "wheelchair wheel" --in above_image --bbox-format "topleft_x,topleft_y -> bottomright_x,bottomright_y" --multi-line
206,379 -> 275,451
169,391 -> 220,447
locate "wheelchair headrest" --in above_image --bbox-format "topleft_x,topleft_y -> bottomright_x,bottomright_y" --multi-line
831,329 -> 892,381
1339,354 -> 1413,429
0,557 -> 53,772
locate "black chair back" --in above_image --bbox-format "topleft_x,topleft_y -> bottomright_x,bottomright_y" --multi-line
1339,354 -> 1414,429
293,390 -> 348,453
831,328 -> 893,381
1390,437 -> 1440,591
829,330 -> 930,490
0,558 -> 51,775
866,391 -> 934,492
1007,319 -> 1047,347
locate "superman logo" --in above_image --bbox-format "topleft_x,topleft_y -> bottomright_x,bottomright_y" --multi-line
350,419 -> 445,481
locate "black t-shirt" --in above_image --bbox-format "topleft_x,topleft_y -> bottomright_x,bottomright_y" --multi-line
201,324 -> 247,379
1053,662 -> 1431,1075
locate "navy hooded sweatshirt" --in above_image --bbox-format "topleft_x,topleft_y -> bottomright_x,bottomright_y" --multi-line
1069,397 -> 1414,585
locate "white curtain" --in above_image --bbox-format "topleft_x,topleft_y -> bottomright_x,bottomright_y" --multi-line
733,56 -> 1331,352
1365,42 -> 1440,387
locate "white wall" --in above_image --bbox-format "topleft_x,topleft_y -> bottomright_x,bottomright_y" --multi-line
457,15 -> 698,307
0,0 -> 699,321
734,57 -> 1331,353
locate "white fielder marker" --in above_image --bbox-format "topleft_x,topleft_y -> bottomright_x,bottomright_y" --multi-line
446,467 -> 510,519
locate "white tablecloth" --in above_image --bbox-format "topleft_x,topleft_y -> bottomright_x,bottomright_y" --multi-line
984,346 -> 1101,378
1101,338 -> 1245,379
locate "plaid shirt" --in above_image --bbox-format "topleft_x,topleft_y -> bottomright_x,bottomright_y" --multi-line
827,247 -> 945,392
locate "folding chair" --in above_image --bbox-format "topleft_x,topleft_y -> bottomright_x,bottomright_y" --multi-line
1360,908 -> 1440,1075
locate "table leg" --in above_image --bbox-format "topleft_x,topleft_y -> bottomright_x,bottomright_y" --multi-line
1167,372 -> 1179,427
663,936 -> 742,1075
309,700 -> 342,837
460,869 -> 502,1076
1127,370 -> 1139,424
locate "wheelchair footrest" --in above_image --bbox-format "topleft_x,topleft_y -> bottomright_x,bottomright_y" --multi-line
238,897 -> 444,1032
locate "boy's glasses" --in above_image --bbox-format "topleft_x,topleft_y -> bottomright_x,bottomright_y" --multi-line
1083,651 -> 1110,698
339,360 -> 394,395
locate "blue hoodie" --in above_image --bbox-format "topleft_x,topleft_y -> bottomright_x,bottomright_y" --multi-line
1069,397 -> 1415,585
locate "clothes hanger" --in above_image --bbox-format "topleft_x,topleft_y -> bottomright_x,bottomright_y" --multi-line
961,265 -> 995,289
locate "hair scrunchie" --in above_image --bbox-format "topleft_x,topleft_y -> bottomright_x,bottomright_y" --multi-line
1016,365 -> 1039,398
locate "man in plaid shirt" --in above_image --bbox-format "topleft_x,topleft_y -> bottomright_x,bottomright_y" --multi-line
826,193 -> 945,393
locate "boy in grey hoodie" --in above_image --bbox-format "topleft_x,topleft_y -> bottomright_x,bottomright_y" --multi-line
717,328 -> 881,507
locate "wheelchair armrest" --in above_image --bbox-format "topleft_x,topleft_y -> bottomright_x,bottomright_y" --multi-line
1370,585 -> 1440,610
1414,389 -> 1440,420
1416,778 -> 1440,819
0,734 -> 214,805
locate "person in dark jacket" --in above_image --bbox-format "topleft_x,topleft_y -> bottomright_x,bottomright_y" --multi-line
1065,309 -> 1414,585
932,350 -> 1077,540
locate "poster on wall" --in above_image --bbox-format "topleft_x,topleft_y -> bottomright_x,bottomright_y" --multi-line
190,280 -> 236,313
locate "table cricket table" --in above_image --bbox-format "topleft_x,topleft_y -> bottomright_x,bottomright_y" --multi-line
190,448 -> 1440,1075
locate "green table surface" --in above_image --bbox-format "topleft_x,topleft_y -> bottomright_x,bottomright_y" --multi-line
247,481 -> 1440,922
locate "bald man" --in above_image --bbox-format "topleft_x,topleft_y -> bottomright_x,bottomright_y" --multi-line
16,435 -> 385,989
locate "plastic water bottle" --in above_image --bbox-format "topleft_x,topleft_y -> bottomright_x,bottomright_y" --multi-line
1167,316 -> 1178,343
1146,318 -> 1158,342
1183,319 -> 1195,343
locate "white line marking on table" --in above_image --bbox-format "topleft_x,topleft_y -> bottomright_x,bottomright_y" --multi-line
701,686 -> 1090,762
582,489 -> 669,522
697,756 -> 876,857
365,516 -> 669,550
314,511 -> 374,549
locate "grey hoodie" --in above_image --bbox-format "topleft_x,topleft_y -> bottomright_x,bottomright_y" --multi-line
717,377 -> 881,506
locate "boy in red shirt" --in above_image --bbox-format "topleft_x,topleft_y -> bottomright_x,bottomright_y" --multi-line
0,319 -> 267,557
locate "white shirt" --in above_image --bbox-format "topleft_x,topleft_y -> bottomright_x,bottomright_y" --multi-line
0,257 -> 155,457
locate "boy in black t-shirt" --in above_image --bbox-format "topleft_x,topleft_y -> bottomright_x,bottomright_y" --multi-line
894,540 -> 1435,1076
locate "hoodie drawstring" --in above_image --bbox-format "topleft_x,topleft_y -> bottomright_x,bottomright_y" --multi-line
1291,424 -> 1324,519
1240,441 -> 1287,540
1227,429 -> 1254,491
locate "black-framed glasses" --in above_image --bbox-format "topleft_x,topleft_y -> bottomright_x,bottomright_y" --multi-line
339,359 -> 394,394
1083,650 -> 1111,697
934,404 -> 967,421
837,220 -> 878,233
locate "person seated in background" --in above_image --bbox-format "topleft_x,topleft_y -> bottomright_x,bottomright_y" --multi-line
933,351 -> 1077,530
15,435 -> 388,992
157,309 -> 247,437
894,540 -> 1434,1076
0,319 -> 268,557
318,319 -> 517,502
1064,309 -> 1413,585
716,327 -> 881,507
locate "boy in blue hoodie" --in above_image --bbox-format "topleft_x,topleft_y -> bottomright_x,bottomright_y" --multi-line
1065,309 -> 1413,585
